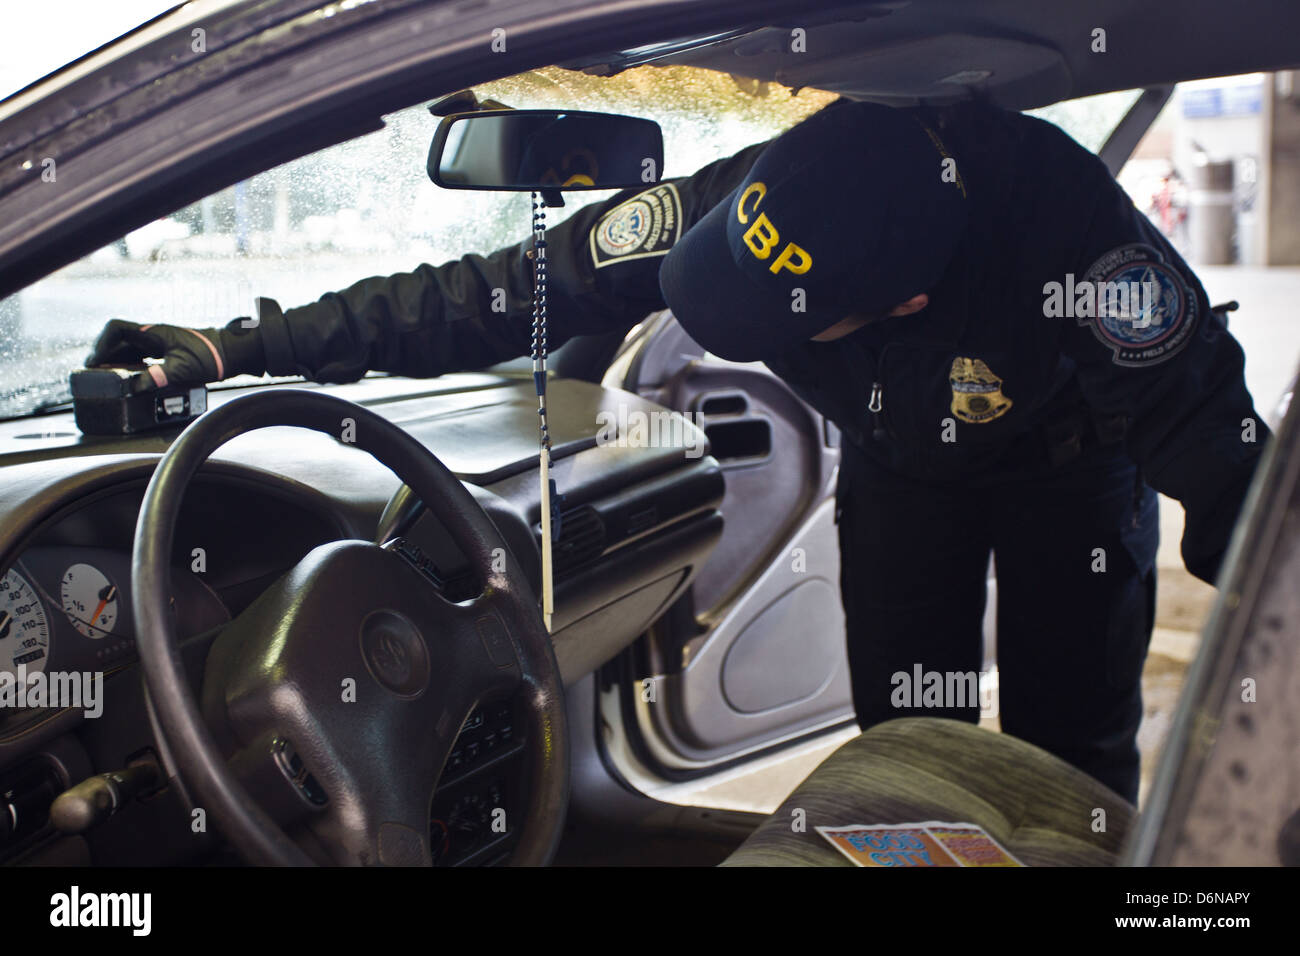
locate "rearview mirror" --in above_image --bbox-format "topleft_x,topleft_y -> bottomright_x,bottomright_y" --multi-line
427,109 -> 664,192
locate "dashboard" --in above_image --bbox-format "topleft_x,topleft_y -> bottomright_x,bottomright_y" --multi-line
0,372 -> 724,866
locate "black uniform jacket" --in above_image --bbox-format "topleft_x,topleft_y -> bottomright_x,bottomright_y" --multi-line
254,102 -> 1268,584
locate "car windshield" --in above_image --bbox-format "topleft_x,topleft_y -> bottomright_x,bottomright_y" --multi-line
0,65 -> 1136,419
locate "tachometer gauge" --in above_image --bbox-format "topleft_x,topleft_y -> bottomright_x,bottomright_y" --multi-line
0,569 -> 50,676
60,563 -> 118,639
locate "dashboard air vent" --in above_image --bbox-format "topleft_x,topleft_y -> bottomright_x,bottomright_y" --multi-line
551,506 -> 606,577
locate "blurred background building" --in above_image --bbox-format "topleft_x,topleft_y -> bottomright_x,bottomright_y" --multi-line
1120,70 -> 1300,267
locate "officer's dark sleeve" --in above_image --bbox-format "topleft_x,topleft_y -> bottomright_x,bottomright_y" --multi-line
1046,138 -> 1269,584
256,140 -> 771,384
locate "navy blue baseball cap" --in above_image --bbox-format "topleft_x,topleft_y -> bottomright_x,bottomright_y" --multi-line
659,100 -> 969,362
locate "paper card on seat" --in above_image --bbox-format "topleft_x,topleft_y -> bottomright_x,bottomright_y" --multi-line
924,824 -> 1023,866
815,822 -> 1024,867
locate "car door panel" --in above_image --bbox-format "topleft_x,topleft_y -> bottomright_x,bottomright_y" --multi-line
608,312 -> 853,765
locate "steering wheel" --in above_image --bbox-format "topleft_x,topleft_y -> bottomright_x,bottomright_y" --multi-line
131,389 -> 568,865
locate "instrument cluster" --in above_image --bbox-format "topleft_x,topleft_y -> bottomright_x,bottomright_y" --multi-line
1,546 -> 214,688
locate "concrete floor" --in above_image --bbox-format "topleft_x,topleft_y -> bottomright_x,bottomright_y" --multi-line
663,264 -> 1298,817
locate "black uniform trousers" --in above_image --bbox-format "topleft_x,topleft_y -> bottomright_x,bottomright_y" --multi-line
836,436 -> 1159,804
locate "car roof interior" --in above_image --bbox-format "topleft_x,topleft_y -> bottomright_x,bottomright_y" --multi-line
563,0 -> 1300,108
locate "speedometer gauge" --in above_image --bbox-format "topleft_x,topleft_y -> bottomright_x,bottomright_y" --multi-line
61,563 -> 119,639
0,569 -> 50,676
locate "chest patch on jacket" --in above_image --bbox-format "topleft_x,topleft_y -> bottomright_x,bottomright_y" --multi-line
590,183 -> 682,268
949,357 -> 1013,423
1076,243 -> 1197,366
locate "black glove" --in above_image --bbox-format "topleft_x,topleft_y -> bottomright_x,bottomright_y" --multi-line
85,318 -> 267,392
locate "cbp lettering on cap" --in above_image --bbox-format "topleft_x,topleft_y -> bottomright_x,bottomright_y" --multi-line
736,181 -> 812,275
659,101 -> 967,362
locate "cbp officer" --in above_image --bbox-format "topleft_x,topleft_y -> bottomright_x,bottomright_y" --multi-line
86,98 -> 1268,802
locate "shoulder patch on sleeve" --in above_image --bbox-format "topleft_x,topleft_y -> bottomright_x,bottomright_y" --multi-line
590,183 -> 682,269
1077,243 -> 1198,366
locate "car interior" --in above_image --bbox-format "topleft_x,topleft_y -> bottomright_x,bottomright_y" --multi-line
0,0 -> 1297,868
